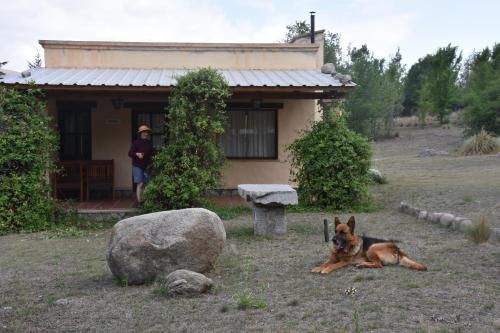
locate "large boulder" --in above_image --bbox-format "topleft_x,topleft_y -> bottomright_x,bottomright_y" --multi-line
107,208 -> 225,285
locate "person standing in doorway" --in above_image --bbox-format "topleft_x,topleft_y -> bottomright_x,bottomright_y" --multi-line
128,125 -> 156,203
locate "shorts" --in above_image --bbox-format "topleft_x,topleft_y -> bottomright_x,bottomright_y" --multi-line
132,166 -> 150,185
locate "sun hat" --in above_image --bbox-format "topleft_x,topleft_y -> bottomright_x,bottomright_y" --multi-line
137,125 -> 152,134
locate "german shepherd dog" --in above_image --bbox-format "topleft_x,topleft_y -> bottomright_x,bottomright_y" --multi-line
311,216 -> 427,274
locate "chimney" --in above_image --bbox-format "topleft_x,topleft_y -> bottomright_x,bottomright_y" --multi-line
310,11 -> 315,43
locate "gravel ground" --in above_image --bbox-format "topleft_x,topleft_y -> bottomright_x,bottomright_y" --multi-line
1,125 -> 499,333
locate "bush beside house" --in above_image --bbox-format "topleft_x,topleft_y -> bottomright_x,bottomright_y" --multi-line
0,86 -> 59,234
287,109 -> 372,210
142,68 -> 231,211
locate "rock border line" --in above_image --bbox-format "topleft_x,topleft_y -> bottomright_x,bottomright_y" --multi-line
399,201 -> 500,243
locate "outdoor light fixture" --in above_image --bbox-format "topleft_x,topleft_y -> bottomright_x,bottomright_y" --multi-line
111,98 -> 124,109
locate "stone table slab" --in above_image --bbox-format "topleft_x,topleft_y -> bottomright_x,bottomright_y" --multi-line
237,184 -> 298,206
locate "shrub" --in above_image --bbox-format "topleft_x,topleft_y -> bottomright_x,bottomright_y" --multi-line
0,86 -> 59,234
287,114 -> 372,210
142,68 -> 231,211
460,129 -> 499,156
470,215 -> 491,243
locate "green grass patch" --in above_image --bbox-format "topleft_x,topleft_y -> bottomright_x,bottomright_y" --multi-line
203,203 -> 252,220
286,200 -> 382,214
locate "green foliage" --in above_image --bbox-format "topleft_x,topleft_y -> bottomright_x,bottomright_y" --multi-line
418,45 -> 462,124
463,44 -> 500,135
402,57 -> 431,116
0,61 -> 7,78
460,129 -> 499,155
284,20 -> 310,42
27,52 -> 42,69
142,68 -> 231,211
287,111 -> 372,210
234,257 -> 267,310
324,31 -> 345,71
202,202 -> 252,220
0,86 -> 60,234
344,45 -> 404,138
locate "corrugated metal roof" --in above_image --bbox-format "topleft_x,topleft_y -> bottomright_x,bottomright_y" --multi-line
0,68 -> 355,88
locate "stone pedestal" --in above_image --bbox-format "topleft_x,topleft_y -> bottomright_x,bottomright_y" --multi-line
252,203 -> 286,236
238,184 -> 298,237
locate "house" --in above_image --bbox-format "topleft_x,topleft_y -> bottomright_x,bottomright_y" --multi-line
0,29 -> 354,202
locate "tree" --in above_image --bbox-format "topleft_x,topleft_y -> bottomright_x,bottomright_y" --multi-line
28,52 -> 42,69
343,45 -> 403,138
0,61 -> 7,78
284,21 -> 345,70
418,45 -> 462,124
284,20 -> 310,42
463,44 -> 500,135
142,68 -> 231,211
324,32 -> 345,71
402,56 -> 431,116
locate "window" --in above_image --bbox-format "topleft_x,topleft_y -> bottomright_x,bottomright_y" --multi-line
223,109 -> 277,159
57,102 -> 94,160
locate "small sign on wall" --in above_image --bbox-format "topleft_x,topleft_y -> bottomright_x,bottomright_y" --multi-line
105,118 -> 121,125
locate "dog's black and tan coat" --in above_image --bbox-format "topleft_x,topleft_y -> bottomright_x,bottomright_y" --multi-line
311,216 -> 427,274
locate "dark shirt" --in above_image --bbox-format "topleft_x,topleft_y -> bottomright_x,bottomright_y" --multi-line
128,138 -> 156,169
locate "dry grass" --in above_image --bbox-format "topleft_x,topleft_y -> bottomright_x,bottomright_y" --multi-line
1,125 -> 499,332
460,129 -> 500,156
470,215 -> 492,243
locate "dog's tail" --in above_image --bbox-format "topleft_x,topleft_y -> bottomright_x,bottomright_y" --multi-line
398,252 -> 427,271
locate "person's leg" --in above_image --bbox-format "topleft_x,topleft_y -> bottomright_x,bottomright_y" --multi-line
132,166 -> 145,202
136,182 -> 144,202
137,169 -> 150,202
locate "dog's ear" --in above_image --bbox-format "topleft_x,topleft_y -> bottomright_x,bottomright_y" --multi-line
334,217 -> 341,227
347,216 -> 355,233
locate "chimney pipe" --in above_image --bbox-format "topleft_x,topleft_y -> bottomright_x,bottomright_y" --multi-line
310,11 -> 315,43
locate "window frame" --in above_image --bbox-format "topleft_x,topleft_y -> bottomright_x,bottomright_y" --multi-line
57,101 -> 95,161
224,103 -> 281,160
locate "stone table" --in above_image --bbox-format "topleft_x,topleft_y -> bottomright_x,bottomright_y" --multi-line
237,184 -> 298,236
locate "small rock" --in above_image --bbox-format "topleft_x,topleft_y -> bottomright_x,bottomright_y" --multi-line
458,220 -> 474,233
418,211 -> 428,220
369,168 -> 382,177
439,213 -> 455,227
400,201 -> 410,213
321,63 -> 336,74
426,212 -> 437,223
55,299 -> 70,306
165,269 -> 213,297
490,228 -> 500,242
430,213 -> 444,223
493,319 -> 500,329
2,307 -> 12,311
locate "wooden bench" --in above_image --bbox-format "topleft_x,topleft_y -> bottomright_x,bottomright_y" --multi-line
53,160 -> 114,201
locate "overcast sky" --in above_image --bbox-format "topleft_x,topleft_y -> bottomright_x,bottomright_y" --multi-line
1,0 -> 499,72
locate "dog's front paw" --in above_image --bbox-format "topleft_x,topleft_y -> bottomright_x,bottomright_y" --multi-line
311,267 -> 322,273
